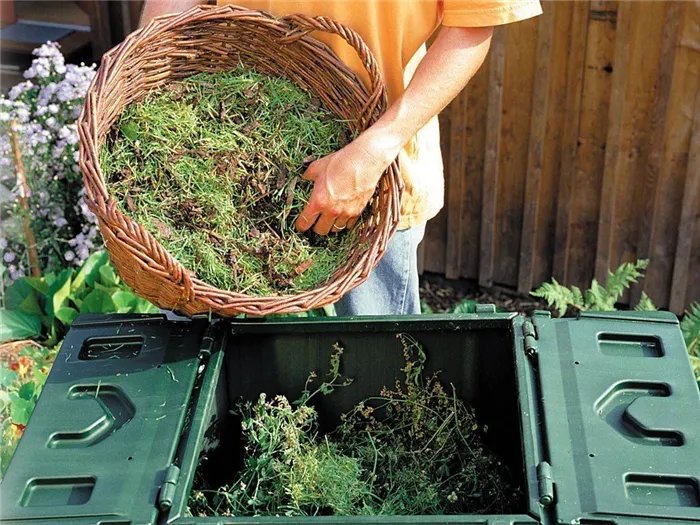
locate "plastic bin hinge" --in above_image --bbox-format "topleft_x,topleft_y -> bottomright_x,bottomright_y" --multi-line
475,303 -> 497,314
537,461 -> 554,506
158,464 -> 181,511
523,320 -> 538,358
199,326 -> 217,358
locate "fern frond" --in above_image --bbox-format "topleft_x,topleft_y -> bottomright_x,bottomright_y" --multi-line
635,291 -> 658,312
681,302 -> 700,358
605,259 -> 649,303
532,279 -> 582,317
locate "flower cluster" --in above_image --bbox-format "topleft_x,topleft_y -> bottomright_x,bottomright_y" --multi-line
1,42 -> 98,283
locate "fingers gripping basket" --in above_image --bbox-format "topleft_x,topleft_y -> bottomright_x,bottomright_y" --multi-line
79,5 -> 402,317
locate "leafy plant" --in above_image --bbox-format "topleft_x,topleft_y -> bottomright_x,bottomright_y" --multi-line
0,251 -> 158,345
681,302 -> 700,384
188,336 -> 518,517
0,339 -> 57,476
1,42 -> 98,283
532,260 -> 653,316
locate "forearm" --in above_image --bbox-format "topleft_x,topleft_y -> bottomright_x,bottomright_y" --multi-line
357,25 -> 493,164
138,0 -> 207,27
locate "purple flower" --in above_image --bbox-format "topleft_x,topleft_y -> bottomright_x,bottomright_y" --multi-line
4,252 -> 16,263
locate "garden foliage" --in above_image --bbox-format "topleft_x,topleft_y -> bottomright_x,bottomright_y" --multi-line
0,43 -> 98,283
533,260 -> 700,384
1,251 -> 158,346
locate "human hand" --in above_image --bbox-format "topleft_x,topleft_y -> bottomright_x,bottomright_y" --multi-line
295,133 -> 400,235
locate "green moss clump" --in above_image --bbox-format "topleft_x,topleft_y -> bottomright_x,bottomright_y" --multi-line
101,68 -> 356,295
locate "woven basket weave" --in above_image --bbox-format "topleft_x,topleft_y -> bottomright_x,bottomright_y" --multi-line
79,4 -> 402,317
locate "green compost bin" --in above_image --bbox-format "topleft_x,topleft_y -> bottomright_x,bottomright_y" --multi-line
0,311 -> 699,525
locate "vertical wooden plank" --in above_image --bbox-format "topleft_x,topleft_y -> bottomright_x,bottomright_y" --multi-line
518,1 -> 555,293
531,1 -> 575,289
553,1 -> 589,282
493,16 -> 539,287
598,2 -> 667,306
595,0 -> 632,282
564,0 -> 618,289
445,91 -> 467,279
459,57 -> 490,280
632,0 -> 687,306
641,0 -> 700,307
423,109 -> 452,274
479,26 -> 506,287
669,84 -> 700,312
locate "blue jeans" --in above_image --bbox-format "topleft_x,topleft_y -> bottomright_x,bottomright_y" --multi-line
334,224 -> 425,316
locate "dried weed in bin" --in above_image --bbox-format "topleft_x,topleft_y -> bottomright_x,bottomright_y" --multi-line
100,68 -> 355,296
188,336 -> 520,517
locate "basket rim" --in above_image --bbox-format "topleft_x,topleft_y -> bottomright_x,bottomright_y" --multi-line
78,4 -> 403,316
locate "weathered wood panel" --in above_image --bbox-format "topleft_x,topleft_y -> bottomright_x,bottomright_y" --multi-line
424,0 -> 700,313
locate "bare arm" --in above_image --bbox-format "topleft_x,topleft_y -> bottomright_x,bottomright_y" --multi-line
296,25 -> 494,235
138,0 -> 207,28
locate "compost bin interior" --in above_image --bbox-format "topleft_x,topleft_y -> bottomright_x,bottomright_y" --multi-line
194,318 -> 527,515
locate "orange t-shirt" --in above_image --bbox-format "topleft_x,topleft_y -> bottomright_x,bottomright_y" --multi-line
218,0 -> 542,229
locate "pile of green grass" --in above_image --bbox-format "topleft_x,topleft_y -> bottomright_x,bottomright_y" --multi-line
187,336 -> 520,517
100,68 -> 355,295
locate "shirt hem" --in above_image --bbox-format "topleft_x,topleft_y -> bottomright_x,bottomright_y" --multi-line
442,0 -> 543,27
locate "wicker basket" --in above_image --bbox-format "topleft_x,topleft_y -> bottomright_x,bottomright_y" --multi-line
79,4 -> 402,317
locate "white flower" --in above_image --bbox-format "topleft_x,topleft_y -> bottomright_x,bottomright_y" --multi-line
48,104 -> 59,114
4,252 -> 16,263
64,250 -> 75,262
0,238 -> 7,249
0,113 -> 9,122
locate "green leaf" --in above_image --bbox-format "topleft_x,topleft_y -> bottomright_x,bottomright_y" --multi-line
79,289 -> 116,314
121,121 -> 140,141
33,369 -> 47,392
681,302 -> 700,358
112,290 -> 137,311
99,265 -> 118,287
0,368 -> 18,388
450,299 -> 478,314
0,310 -> 42,343
0,389 -> 11,411
55,306 -> 79,326
134,299 -> 159,314
72,251 -> 109,291
47,269 -> 73,318
24,277 -> 49,295
420,299 -> 433,314
4,279 -> 35,311
18,382 -> 35,401
635,292 -> 658,312
10,398 -> 34,425
18,292 -> 42,317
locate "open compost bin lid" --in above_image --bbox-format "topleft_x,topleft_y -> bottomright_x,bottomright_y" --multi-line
532,310 -> 700,525
0,314 -> 212,525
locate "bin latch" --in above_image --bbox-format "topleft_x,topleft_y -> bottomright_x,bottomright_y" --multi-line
536,461 -> 554,506
158,464 -> 181,511
523,320 -> 538,358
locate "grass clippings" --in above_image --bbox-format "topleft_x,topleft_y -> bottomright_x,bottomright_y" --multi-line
188,336 -> 520,517
100,68 -> 356,296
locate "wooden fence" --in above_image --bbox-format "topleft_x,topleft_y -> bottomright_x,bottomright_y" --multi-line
420,0 -> 700,313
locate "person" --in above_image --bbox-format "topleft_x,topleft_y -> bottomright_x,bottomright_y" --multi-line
140,0 -> 542,316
